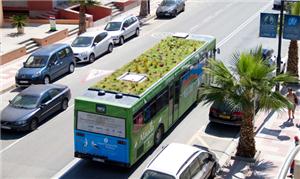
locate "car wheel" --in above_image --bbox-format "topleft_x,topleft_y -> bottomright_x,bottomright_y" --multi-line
154,125 -> 164,146
173,10 -> 177,17
43,76 -> 50,84
30,118 -> 38,131
209,164 -> 217,179
119,36 -> 124,45
135,28 -> 140,37
69,63 -> 75,73
61,98 -> 69,111
107,43 -> 113,53
89,53 -> 95,63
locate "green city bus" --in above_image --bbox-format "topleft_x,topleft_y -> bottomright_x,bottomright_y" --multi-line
74,33 -> 217,167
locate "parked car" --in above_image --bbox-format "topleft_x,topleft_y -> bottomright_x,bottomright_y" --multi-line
0,84 -> 71,131
15,43 -> 75,86
71,31 -> 114,63
273,0 -> 281,10
104,15 -> 140,45
141,143 -> 219,179
156,0 -> 185,18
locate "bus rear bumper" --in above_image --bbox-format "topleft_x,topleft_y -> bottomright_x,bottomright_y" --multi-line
74,152 -> 131,167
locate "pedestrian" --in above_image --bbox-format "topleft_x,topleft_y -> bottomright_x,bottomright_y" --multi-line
287,88 -> 298,121
288,136 -> 299,178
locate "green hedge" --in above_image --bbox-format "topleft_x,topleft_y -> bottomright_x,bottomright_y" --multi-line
93,36 -> 204,95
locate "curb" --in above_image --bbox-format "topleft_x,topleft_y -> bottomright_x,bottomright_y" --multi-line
138,14 -> 156,26
0,84 -> 16,95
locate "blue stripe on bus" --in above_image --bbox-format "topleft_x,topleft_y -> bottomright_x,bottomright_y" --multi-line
74,130 -> 129,163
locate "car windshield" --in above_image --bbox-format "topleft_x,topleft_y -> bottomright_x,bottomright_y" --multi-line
104,22 -> 122,31
161,0 -> 176,6
10,94 -> 39,109
72,36 -> 93,47
24,56 -> 48,68
141,170 -> 175,179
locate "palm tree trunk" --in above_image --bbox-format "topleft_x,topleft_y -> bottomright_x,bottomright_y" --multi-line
287,40 -> 299,77
236,110 -> 256,158
139,0 -> 149,17
78,4 -> 86,35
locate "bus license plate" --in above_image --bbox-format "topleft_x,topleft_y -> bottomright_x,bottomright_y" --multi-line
93,158 -> 104,163
219,115 -> 230,119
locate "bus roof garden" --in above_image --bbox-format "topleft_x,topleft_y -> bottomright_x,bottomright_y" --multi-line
92,36 -> 205,96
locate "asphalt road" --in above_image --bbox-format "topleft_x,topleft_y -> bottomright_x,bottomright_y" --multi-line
0,0 -> 291,178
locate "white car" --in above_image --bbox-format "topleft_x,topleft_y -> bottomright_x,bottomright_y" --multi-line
104,15 -> 140,45
71,31 -> 114,63
141,143 -> 219,179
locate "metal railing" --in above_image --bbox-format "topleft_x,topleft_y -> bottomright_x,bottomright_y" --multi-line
277,145 -> 300,179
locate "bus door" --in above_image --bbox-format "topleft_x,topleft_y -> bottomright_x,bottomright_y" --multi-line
168,80 -> 180,124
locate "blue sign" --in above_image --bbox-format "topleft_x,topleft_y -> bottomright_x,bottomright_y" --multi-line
283,15 -> 300,40
259,13 -> 278,38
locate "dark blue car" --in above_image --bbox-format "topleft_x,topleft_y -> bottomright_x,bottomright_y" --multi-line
1,84 -> 71,131
15,43 -> 75,86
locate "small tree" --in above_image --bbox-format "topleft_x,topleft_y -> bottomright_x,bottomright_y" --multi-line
70,0 -> 99,35
10,15 -> 27,34
198,47 -> 298,158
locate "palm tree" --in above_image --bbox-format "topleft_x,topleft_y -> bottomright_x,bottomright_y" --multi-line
286,2 -> 300,78
71,0 -> 99,35
139,0 -> 149,17
198,48 -> 298,158
10,15 -> 27,34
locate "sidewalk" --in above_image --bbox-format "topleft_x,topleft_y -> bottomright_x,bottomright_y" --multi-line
0,0 -> 160,94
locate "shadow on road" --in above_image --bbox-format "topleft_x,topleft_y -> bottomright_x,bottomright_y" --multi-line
204,122 -> 240,138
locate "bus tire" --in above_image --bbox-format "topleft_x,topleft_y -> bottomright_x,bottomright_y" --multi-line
154,125 -> 164,146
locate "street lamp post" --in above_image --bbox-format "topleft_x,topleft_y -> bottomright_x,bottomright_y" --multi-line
276,0 -> 285,91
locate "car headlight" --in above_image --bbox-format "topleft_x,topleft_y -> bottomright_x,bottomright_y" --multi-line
14,120 -> 28,125
32,71 -> 41,78
80,51 -> 88,57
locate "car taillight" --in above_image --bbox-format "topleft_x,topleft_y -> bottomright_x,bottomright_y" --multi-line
232,111 -> 243,118
209,108 -> 218,116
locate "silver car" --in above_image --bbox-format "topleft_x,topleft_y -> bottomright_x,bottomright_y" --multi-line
104,15 -> 140,45
71,31 -> 114,63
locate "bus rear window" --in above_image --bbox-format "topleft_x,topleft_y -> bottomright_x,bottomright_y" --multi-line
77,111 -> 125,138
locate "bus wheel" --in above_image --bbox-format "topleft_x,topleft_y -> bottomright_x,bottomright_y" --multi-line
154,125 -> 164,146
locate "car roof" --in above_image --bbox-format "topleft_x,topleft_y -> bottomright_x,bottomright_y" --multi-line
146,143 -> 202,176
110,15 -> 136,22
20,84 -> 66,97
33,43 -> 69,56
79,30 -> 107,37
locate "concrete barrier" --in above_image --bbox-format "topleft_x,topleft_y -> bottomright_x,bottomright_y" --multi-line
114,0 -> 141,12
0,46 -> 26,65
33,28 -> 68,46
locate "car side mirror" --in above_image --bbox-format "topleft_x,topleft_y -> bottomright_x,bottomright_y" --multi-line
23,62 -> 26,67
93,42 -> 98,46
122,27 -> 126,31
9,100 -> 12,104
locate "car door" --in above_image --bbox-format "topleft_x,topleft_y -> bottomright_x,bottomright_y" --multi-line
98,32 -> 110,55
48,88 -> 64,112
93,34 -> 102,57
122,19 -> 131,39
57,49 -> 68,76
48,54 -> 61,79
196,153 -> 212,179
39,91 -> 54,121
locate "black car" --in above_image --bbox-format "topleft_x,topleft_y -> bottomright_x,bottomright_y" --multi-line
156,0 -> 185,18
1,84 -> 71,131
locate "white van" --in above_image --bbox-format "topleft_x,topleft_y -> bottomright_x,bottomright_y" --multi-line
141,143 -> 219,179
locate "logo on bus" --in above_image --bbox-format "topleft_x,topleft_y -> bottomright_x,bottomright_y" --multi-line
96,104 -> 106,113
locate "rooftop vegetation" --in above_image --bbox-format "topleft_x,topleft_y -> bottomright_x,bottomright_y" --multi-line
92,36 -> 204,95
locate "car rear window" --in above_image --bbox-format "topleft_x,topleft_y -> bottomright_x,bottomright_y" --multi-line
141,170 -> 175,179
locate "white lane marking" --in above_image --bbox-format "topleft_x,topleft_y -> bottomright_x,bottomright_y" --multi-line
0,104 -> 75,154
217,1 -> 271,48
0,138 -> 24,154
51,158 -> 81,179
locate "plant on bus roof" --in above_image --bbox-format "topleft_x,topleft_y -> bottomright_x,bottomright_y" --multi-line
93,36 -> 204,95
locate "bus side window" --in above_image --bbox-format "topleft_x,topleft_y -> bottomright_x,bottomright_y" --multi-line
133,112 -> 144,132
